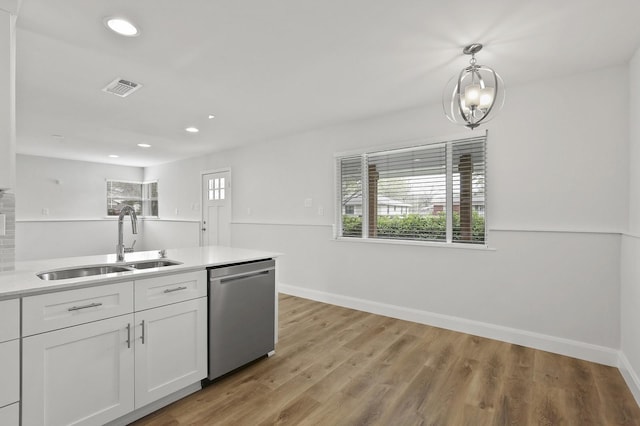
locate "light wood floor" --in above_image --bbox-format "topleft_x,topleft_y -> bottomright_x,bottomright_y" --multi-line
133,294 -> 640,425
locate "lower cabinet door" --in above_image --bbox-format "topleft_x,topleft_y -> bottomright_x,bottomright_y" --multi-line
0,403 -> 19,426
135,297 -> 207,408
22,314 -> 135,426
0,339 -> 19,408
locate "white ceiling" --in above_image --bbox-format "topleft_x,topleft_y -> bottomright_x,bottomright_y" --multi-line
15,0 -> 640,167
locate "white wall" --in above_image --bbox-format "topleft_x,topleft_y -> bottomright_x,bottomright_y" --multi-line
149,66 -> 629,363
16,154 -> 143,219
16,155 -> 144,260
144,156 -> 210,221
141,219 -> 200,251
15,155 -> 206,260
16,219 -> 141,260
621,47 -> 640,402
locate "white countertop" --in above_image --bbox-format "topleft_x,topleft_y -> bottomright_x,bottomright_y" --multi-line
0,246 -> 280,299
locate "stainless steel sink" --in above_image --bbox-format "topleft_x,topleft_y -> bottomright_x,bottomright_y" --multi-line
36,259 -> 183,280
126,259 -> 182,269
37,265 -> 133,281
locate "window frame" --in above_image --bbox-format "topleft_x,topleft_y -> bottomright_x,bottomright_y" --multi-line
106,179 -> 159,218
334,132 -> 488,248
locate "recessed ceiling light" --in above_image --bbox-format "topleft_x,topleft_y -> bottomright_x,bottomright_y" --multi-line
108,154 -> 119,158
208,115 -> 215,119
137,143 -> 151,148
185,127 -> 199,133
105,17 -> 140,37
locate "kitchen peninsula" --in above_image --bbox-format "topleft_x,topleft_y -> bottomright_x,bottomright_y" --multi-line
0,245 -> 279,426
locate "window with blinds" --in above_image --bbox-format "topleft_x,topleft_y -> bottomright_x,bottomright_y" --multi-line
336,134 -> 486,245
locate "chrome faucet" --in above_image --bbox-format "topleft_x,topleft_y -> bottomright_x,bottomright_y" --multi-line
117,205 -> 138,262
125,239 -> 136,253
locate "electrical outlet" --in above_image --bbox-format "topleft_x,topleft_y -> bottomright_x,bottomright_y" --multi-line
317,206 -> 324,216
304,198 -> 313,208
42,208 -> 49,216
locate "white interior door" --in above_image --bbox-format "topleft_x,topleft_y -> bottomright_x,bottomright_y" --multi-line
201,170 -> 231,246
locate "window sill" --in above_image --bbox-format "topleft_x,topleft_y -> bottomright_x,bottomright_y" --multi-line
334,236 -> 496,251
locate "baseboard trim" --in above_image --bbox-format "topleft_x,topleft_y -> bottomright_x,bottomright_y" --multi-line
105,382 -> 202,426
619,352 -> 640,406
278,283 -> 619,367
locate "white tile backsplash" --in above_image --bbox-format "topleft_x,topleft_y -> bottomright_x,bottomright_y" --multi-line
0,191 -> 15,271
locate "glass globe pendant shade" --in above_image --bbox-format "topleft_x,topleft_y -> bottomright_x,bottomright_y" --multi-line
443,45 -> 505,129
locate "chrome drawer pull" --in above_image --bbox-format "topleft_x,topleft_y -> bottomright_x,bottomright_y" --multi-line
126,323 -> 131,348
164,286 -> 187,293
68,302 -> 103,311
141,320 -> 146,344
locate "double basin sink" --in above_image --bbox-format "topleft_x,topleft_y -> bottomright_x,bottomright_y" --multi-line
37,259 -> 183,281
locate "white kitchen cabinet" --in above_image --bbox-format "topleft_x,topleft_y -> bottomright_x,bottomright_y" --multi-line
134,270 -> 206,311
0,339 -> 20,409
22,314 -> 135,426
0,298 -> 20,426
21,270 -> 208,425
0,298 -> 19,342
22,281 -> 134,336
0,403 -> 19,426
134,297 -> 208,408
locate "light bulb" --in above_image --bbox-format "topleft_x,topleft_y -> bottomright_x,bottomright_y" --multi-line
464,84 -> 481,108
479,87 -> 495,110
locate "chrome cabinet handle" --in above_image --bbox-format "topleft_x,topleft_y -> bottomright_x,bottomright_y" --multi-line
126,323 -> 131,348
164,286 -> 187,293
141,320 -> 145,344
68,302 -> 103,312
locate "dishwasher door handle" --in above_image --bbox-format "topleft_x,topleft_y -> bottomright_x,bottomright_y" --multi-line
219,270 -> 272,284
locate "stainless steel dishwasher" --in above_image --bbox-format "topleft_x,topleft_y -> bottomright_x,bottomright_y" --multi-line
207,259 -> 275,380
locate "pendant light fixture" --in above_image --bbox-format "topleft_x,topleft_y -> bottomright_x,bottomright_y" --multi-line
443,43 -> 504,129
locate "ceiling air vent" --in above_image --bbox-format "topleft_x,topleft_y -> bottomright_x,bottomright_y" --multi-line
102,78 -> 142,97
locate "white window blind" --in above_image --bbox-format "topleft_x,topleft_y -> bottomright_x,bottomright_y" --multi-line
336,134 -> 486,245
339,157 -> 363,237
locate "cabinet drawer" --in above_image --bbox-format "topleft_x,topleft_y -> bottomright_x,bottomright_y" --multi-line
0,402 -> 19,426
0,340 -> 19,408
23,281 -> 134,336
135,271 -> 206,311
0,299 -> 19,343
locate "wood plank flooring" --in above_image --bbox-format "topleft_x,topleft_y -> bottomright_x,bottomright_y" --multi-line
132,294 -> 640,425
